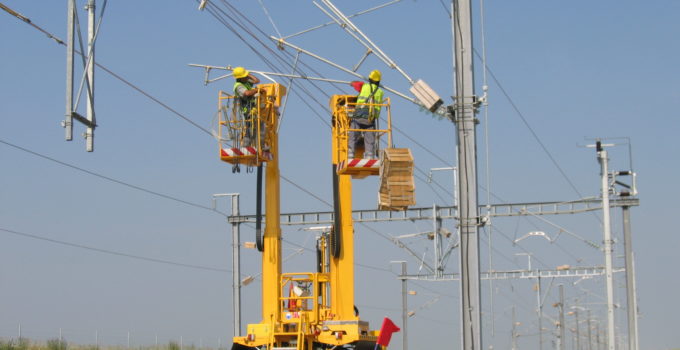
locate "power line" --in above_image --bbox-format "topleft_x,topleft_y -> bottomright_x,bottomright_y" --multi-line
0,227 -> 230,273
0,4 -> 213,137
0,138 -> 219,214
474,51 -> 585,200
205,5 -> 601,309
0,2 -> 64,44
5,4 -> 598,299
95,63 -> 213,136
242,223 -> 392,273
203,0 -> 459,200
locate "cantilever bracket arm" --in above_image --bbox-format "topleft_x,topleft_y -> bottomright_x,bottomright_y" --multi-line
268,38 -> 419,104
71,112 -> 97,128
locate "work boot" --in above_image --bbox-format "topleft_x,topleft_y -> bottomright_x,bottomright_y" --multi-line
348,151 -> 355,159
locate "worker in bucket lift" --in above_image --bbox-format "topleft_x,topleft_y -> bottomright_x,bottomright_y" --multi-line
233,66 -> 261,148
348,69 -> 384,159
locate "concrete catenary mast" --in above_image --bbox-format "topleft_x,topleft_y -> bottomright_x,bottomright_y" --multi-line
451,0 -> 482,349
595,141 -> 616,350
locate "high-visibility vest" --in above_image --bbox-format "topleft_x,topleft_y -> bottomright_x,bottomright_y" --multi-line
233,81 -> 253,95
356,83 -> 384,120
233,81 -> 255,113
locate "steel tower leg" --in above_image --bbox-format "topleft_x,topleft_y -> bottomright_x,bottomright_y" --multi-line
65,0 -> 75,140
85,0 -> 95,151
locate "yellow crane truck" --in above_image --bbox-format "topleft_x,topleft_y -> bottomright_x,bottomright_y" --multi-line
216,83 -> 414,350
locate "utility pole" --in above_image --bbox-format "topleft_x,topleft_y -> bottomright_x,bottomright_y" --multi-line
214,193 -> 242,337
594,141 -> 617,350
587,310 -> 592,350
558,285 -> 566,350
400,262 -> 409,350
230,194 -> 242,337
574,305 -> 580,350
536,276 -> 543,350
511,306 -> 518,350
451,0 -> 482,348
622,206 -> 639,350
391,261 -> 409,350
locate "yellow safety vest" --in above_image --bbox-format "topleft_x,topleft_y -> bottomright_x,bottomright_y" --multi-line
356,83 -> 384,120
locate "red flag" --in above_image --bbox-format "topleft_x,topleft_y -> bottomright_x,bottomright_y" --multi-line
376,317 -> 401,347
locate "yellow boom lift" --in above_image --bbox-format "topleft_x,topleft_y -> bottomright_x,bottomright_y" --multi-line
217,83 -> 414,350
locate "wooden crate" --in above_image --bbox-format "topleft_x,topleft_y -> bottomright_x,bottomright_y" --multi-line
378,148 -> 416,210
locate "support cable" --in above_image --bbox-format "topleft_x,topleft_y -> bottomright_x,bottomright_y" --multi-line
256,0 -> 282,38
201,2 -> 459,200
473,51 -> 587,202
212,0 -> 344,102
0,2 -> 65,44
204,2 -> 334,127
202,1 -> 463,204
0,227 -> 230,273
4,4 -> 341,211
317,0 -> 415,84
8,3 -> 587,283
0,138 -> 219,214
281,0 -> 403,41
7,5 -> 459,286
478,0 -> 495,335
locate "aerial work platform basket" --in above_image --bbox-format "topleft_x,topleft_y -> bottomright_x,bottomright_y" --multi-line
330,94 -> 416,210
217,83 -> 286,167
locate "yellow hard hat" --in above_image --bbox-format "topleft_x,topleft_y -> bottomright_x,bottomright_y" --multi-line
369,69 -> 381,81
233,66 -> 249,79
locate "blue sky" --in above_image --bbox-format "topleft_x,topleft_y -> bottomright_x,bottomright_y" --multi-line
1,1 -> 679,349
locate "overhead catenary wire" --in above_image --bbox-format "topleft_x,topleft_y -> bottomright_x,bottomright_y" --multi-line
281,0 -> 403,41
472,50 -> 588,202
8,1 -> 602,254
207,1 -> 344,108
4,8 -> 341,211
3,3 -> 604,326
204,3 -> 333,128
0,227 -> 231,273
1,7 -> 213,137
201,0 -> 466,204
0,2 -> 64,44
3,6 -> 453,273
0,138 -> 220,215
3,137 -> 384,279
202,0 -> 459,202
3,136 -> 447,281
256,0 -> 282,38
